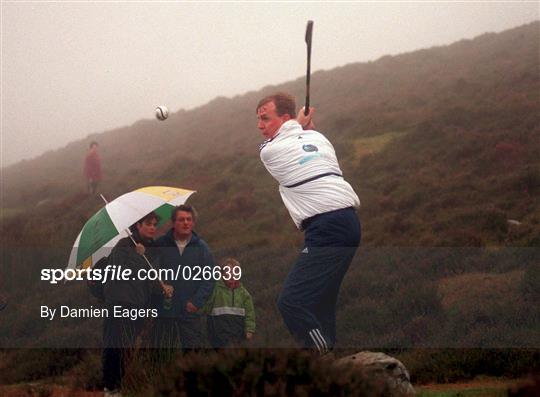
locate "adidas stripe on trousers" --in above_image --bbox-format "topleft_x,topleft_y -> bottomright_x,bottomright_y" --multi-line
277,207 -> 361,353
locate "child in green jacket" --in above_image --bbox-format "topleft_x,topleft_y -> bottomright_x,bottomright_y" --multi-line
204,258 -> 256,348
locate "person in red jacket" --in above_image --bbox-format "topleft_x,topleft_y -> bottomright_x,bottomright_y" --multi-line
84,141 -> 102,195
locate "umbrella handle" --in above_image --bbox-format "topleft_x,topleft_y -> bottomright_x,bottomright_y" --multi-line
100,194 -> 169,294
139,250 -> 168,291
133,239 -> 169,293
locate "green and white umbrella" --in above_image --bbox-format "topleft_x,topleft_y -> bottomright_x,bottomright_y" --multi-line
67,186 -> 195,270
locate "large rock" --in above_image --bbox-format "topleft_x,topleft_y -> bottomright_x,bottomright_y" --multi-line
334,351 -> 415,396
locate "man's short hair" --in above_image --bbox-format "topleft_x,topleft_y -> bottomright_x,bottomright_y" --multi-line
171,204 -> 198,222
90,141 -> 98,148
256,92 -> 296,118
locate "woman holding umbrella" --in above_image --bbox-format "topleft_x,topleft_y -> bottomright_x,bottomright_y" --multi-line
102,211 -> 171,397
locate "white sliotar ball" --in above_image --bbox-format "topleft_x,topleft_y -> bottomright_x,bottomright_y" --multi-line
155,106 -> 169,121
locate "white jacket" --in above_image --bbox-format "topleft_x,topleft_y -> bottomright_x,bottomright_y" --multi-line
260,120 -> 360,228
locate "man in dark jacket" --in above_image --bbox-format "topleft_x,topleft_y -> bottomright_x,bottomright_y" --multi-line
155,204 -> 216,351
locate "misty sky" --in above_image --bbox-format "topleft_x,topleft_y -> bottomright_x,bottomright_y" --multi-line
1,2 -> 538,167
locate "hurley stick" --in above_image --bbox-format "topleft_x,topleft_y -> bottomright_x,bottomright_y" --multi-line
304,20 -> 314,116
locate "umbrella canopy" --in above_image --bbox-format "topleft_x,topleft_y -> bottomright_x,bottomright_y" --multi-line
67,186 -> 195,270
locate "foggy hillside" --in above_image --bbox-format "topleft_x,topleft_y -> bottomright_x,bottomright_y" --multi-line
0,21 -> 538,352
3,22 -> 538,220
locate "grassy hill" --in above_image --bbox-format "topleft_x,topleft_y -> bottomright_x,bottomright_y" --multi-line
2,22 -> 538,249
0,21 -> 539,387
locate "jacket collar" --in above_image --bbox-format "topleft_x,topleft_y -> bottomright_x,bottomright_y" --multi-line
164,228 -> 200,245
275,119 -> 301,138
259,120 -> 301,151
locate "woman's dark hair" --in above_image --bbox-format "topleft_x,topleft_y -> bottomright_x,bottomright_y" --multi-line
129,211 -> 159,234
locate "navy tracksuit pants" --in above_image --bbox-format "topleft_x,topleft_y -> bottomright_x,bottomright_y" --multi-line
277,207 -> 361,353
